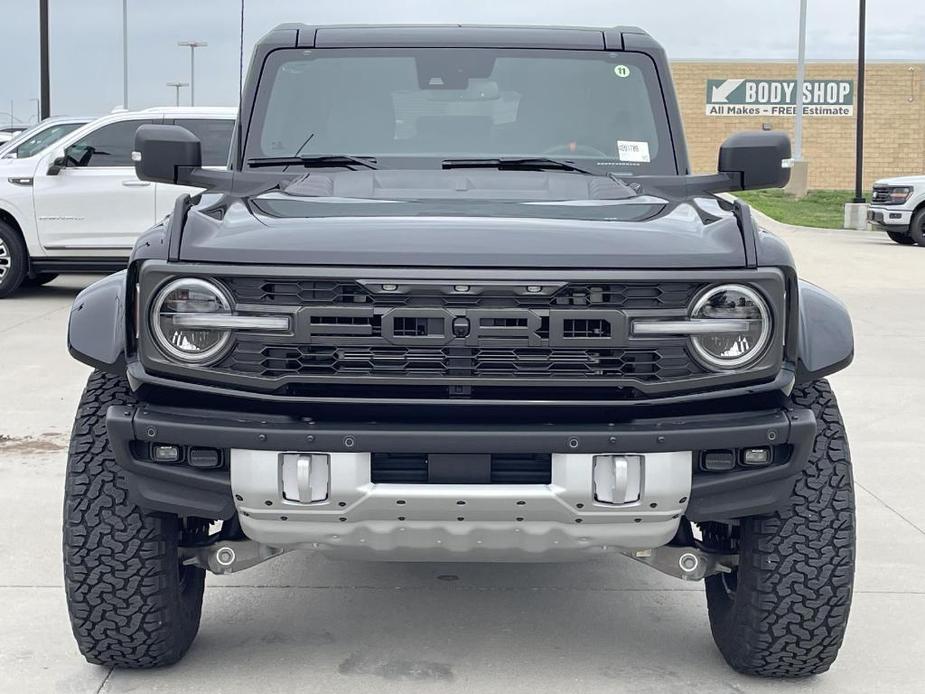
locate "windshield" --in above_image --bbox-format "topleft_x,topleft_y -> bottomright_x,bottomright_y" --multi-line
0,121 -> 86,159
245,48 -> 676,175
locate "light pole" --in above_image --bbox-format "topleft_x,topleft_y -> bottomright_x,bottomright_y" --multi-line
30,98 -> 41,123
793,0 -> 808,162
167,82 -> 189,107
122,0 -> 129,108
853,0 -> 867,203
39,0 -> 50,118
177,40 -> 207,106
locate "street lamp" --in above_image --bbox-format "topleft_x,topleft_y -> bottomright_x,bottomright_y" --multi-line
853,0 -> 867,204
122,0 -> 129,109
167,82 -> 189,107
177,40 -> 207,106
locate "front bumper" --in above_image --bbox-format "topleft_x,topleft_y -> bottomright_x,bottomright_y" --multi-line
107,403 -> 816,554
868,206 -> 913,232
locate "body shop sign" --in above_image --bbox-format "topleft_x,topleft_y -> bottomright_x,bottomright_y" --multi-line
706,79 -> 854,117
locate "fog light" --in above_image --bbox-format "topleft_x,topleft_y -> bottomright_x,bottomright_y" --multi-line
593,455 -> 642,505
188,447 -> 222,469
742,447 -> 772,467
152,444 -> 181,463
701,450 -> 736,472
281,454 -> 330,503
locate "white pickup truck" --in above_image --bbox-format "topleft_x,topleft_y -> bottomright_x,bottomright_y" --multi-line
0,107 -> 235,297
868,175 -> 925,246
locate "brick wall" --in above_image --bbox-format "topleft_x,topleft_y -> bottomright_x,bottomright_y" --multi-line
670,61 -> 925,190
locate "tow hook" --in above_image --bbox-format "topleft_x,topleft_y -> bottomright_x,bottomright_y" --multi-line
623,546 -> 737,581
181,540 -> 288,574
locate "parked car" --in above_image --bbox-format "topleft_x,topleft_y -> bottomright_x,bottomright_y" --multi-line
0,116 -> 92,160
868,176 -> 925,245
0,107 -> 235,297
64,24 -> 855,678
0,126 -> 28,144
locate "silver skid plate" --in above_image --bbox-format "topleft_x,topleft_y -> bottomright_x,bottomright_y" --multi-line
231,450 -> 692,562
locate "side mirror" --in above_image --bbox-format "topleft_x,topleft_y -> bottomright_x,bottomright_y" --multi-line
134,124 -> 233,189
718,131 -> 791,191
134,124 -> 202,184
47,147 -> 67,176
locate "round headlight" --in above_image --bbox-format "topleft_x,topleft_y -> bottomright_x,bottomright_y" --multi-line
690,285 -> 771,370
150,278 -> 231,363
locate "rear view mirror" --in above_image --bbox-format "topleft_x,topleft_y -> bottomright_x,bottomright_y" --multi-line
46,147 -> 67,176
134,124 -> 202,184
134,124 -> 232,189
718,131 -> 791,191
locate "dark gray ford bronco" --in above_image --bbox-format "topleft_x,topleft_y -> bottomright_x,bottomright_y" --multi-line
64,24 -> 855,676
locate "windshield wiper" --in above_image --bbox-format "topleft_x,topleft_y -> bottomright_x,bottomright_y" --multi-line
247,155 -> 379,170
442,157 -> 599,175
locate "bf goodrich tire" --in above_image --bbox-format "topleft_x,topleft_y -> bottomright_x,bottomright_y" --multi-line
886,230 -> 915,245
704,379 -> 855,678
909,209 -> 925,246
0,221 -> 28,298
63,370 -> 206,668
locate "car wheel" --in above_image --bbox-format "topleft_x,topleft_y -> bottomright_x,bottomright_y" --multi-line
909,208 -> 925,246
0,221 -> 28,298
63,370 -> 206,668
22,272 -> 59,287
703,379 -> 855,677
886,230 -> 915,245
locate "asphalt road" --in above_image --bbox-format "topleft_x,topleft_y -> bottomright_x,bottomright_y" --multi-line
1,225 -> 923,693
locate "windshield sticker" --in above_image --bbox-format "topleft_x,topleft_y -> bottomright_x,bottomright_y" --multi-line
617,140 -> 651,163
613,65 -> 631,78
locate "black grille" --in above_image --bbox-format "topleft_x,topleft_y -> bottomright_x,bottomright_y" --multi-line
221,344 -> 701,381
223,278 -> 702,310
872,187 -> 893,204
371,453 -> 552,484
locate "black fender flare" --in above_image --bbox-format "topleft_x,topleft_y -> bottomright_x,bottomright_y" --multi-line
796,280 -> 854,383
68,270 -> 127,374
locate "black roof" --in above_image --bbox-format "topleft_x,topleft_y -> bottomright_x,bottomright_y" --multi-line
260,24 -> 652,51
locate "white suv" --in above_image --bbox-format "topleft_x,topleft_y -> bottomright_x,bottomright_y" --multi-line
868,175 -> 925,246
0,107 -> 235,297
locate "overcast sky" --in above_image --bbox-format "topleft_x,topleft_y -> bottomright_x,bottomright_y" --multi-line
1,0 -> 923,124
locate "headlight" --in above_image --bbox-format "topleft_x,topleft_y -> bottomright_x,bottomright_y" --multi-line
876,186 -> 913,204
689,285 -> 771,369
150,278 -> 232,363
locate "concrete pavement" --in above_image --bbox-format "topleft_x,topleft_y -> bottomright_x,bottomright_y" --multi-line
1,226 -> 923,693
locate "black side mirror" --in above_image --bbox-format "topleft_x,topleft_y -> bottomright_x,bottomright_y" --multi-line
47,147 -> 68,176
134,124 -> 202,184
718,131 -> 791,191
134,124 -> 233,189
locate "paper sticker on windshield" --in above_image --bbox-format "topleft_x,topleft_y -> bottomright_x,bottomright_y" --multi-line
614,65 -> 631,78
618,140 -> 651,163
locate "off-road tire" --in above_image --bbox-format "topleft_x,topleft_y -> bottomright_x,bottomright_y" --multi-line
704,379 -> 855,678
22,272 -> 59,287
0,221 -> 28,298
909,208 -> 925,246
63,370 -> 206,668
886,230 -> 915,245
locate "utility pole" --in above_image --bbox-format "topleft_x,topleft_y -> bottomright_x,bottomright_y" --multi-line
853,0 -> 867,203
785,0 -> 811,198
793,0 -> 808,162
39,0 -> 50,118
122,0 -> 129,108
178,41 -> 207,106
30,98 -> 41,123
167,82 -> 189,107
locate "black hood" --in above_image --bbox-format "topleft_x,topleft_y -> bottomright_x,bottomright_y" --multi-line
177,170 -> 748,269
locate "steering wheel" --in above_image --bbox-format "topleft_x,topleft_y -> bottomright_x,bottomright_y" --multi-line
542,143 -> 611,157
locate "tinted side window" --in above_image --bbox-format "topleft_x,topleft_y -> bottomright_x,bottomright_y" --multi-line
68,120 -> 156,167
173,119 -> 234,167
15,122 -> 84,158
